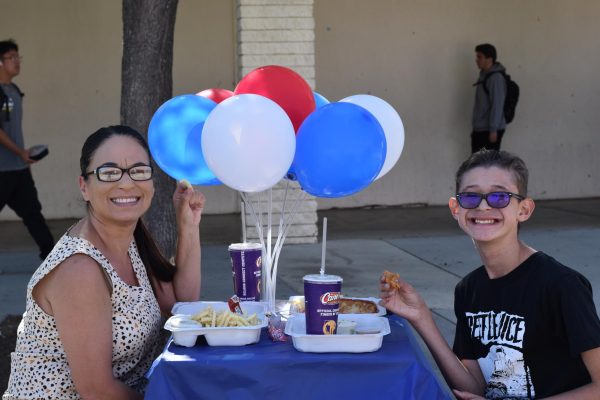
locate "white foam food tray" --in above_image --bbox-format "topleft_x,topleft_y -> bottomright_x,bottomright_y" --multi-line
165,301 -> 267,347
284,314 -> 390,353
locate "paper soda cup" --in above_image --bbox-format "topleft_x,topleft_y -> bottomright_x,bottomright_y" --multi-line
228,243 -> 262,301
303,274 -> 343,335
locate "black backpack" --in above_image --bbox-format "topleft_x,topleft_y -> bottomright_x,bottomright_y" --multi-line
481,71 -> 519,124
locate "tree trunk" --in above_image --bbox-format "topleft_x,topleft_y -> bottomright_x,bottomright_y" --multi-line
121,0 -> 179,258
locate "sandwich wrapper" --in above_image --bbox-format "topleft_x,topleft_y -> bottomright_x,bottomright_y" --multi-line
29,144 -> 48,161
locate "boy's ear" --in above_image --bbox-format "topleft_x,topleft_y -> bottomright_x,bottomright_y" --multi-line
517,198 -> 535,222
79,175 -> 90,202
448,197 -> 460,220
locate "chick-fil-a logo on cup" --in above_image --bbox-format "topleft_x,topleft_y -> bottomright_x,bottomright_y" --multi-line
320,292 -> 341,305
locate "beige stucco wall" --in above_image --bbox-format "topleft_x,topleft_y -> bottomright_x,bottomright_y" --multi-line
314,0 -> 600,209
0,0 -> 237,220
0,1 -> 121,220
2,0 -> 599,220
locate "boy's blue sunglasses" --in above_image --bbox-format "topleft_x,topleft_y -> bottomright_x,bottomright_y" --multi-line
456,191 -> 524,209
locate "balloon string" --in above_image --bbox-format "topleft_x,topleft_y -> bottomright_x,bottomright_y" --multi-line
242,187 -> 307,312
257,189 -> 273,311
241,192 -> 271,308
241,192 -> 264,241
271,190 -> 308,302
278,180 -> 290,244
273,180 -> 291,266
270,183 -> 293,306
270,187 -> 306,306
273,190 -> 307,258
258,191 -> 264,243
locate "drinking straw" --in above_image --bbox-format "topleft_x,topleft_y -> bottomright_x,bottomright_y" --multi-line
241,201 -> 247,243
320,217 -> 327,275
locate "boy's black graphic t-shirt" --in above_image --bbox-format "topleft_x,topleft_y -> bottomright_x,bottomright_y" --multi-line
453,252 -> 600,399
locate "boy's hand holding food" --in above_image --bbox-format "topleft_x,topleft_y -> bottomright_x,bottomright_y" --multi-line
379,270 -> 431,325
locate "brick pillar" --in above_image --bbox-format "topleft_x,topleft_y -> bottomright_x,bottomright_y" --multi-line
236,0 -> 318,244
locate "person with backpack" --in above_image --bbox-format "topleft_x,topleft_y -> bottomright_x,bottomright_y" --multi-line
471,43 -> 517,154
0,39 -> 55,259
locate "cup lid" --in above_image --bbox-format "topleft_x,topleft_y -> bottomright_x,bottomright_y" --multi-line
303,274 -> 343,283
228,242 -> 262,251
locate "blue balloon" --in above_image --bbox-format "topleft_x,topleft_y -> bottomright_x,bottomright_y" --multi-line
286,92 -> 332,181
292,102 -> 386,197
313,91 -> 330,108
149,95 -> 220,185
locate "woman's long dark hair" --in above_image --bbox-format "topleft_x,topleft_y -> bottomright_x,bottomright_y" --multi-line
80,125 -> 176,288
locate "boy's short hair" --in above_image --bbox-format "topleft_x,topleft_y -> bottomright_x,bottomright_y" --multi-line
475,43 -> 497,63
455,149 -> 529,196
0,39 -> 18,58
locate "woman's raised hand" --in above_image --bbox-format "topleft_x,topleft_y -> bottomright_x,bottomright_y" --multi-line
173,180 -> 206,229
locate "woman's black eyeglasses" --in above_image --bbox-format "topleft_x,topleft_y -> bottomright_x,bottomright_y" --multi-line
456,191 -> 524,209
83,164 -> 153,182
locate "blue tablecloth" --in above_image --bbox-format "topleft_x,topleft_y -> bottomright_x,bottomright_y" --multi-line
145,315 -> 451,400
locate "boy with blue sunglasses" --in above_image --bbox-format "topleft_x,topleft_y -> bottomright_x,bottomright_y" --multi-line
381,149 -> 600,399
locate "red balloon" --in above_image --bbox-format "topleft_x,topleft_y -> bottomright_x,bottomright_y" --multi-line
196,88 -> 234,104
234,65 -> 315,132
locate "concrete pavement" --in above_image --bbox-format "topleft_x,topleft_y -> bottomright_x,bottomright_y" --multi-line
1,197 -> 600,394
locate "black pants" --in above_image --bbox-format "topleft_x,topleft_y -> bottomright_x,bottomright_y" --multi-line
0,168 -> 55,259
471,129 -> 505,153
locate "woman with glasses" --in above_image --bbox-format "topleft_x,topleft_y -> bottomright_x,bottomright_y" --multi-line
3,125 -> 205,399
380,149 -> 600,399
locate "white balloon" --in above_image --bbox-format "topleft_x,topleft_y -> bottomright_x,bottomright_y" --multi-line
340,94 -> 404,180
201,94 -> 296,193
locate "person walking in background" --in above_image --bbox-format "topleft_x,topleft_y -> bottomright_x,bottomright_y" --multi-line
0,39 -> 54,259
471,43 -> 507,153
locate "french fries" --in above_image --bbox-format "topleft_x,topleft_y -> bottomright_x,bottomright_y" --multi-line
190,306 -> 260,328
